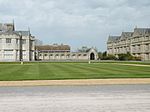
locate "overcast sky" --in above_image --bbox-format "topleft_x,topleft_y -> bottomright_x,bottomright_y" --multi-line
0,0 -> 150,51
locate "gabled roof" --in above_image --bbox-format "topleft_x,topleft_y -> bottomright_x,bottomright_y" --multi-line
0,30 -> 30,37
36,44 -> 71,51
15,31 -> 30,36
107,36 -> 120,43
133,28 -> 150,37
86,48 -> 97,53
120,32 -> 133,40
0,31 -> 20,36
85,48 -> 91,52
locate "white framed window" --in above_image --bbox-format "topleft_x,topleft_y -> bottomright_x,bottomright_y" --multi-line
83,54 -> 87,56
6,38 -> 11,43
22,39 -> 26,44
4,49 -> 13,59
145,44 -> 149,51
23,50 -> 26,56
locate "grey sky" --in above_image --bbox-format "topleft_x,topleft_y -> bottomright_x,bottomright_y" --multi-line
0,0 -> 150,51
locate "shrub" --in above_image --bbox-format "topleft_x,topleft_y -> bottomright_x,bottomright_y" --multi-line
132,56 -> 142,61
118,52 -> 141,61
103,54 -> 117,60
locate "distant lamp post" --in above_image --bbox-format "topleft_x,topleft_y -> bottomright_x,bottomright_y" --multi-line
88,55 -> 91,64
88,61 -> 91,64
21,59 -> 23,65
88,60 -> 91,64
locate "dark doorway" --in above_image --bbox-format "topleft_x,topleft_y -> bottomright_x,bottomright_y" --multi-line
90,53 -> 95,60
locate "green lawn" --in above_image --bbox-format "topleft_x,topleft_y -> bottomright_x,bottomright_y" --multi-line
0,62 -> 150,81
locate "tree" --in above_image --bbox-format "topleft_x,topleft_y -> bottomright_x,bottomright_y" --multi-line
99,51 -> 116,60
77,46 -> 89,52
106,54 -> 117,60
98,52 -> 103,60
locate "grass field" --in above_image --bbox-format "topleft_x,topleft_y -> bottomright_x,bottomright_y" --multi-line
0,62 -> 150,81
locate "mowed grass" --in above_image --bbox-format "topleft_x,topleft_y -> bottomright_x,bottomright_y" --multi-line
0,62 -> 150,81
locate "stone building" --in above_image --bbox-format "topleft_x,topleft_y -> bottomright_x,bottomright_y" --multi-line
0,22 -> 35,61
107,27 -> 150,60
36,44 -> 98,60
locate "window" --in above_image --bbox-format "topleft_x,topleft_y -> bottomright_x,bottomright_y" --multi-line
55,54 -> 59,56
72,54 -> 76,56
23,51 -> 26,56
145,36 -> 149,40
4,50 -> 13,59
145,44 -> 149,51
137,45 -> 140,51
6,38 -> 11,43
83,54 -> 87,56
16,39 -> 19,44
31,40 -> 34,46
50,54 -> 53,56
78,54 -> 81,56
22,39 -> 26,44
61,54 -> 64,56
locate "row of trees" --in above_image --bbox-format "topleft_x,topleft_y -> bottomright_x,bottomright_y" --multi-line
98,52 -> 141,61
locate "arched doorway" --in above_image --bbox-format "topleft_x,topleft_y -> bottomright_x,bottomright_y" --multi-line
90,53 -> 95,60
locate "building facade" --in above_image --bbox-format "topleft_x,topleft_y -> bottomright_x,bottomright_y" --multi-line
107,28 -> 150,60
0,23 -> 35,61
36,44 -> 98,60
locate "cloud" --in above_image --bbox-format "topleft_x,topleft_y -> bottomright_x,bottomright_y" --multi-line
0,0 -> 150,51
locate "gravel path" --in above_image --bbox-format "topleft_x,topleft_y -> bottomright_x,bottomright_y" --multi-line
0,78 -> 150,87
0,85 -> 150,112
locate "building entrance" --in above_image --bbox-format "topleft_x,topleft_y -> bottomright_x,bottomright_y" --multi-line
90,53 -> 95,60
